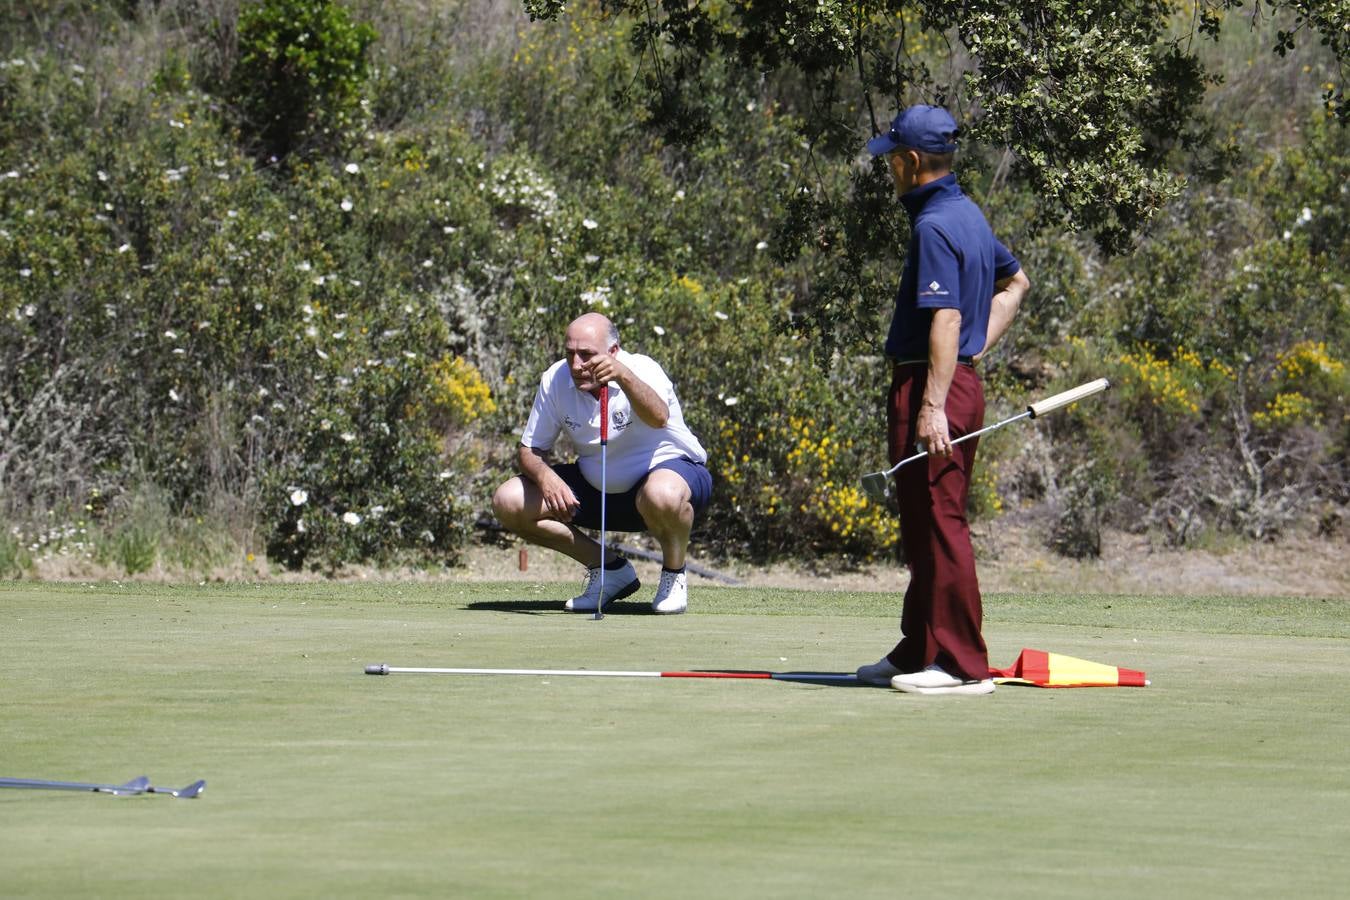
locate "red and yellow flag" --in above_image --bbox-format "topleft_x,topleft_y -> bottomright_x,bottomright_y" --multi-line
989,649 -> 1148,688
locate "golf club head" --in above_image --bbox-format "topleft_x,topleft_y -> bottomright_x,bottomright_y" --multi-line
859,471 -> 891,504
108,776 -> 151,796
174,780 -> 207,799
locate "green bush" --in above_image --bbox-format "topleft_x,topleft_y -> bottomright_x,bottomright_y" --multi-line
228,0 -> 378,161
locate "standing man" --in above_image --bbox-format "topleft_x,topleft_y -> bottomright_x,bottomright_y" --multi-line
855,105 -> 1031,695
492,313 -> 712,614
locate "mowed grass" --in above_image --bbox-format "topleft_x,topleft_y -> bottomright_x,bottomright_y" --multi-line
1,580 -> 1347,899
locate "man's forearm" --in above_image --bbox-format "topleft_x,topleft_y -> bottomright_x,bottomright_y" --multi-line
924,308 -> 962,409
614,369 -> 668,428
981,269 -> 1030,358
517,444 -> 555,484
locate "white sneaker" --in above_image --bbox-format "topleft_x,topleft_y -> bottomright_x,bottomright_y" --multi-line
891,664 -> 995,695
855,657 -> 903,686
651,568 -> 688,615
564,560 -> 640,612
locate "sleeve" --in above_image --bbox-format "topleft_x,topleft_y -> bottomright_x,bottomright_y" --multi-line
913,223 -> 961,310
993,238 -> 1021,281
621,353 -> 675,407
518,376 -> 560,451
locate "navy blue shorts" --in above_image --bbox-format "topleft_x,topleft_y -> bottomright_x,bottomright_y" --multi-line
552,458 -> 713,532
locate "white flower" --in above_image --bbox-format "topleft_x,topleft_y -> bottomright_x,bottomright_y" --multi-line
118,244 -> 131,254
345,163 -> 360,174
316,348 -> 329,360
342,512 -> 362,525
97,170 -> 108,182
320,419 -> 333,430
296,518 -> 306,533
653,325 -> 666,336
168,389 -> 181,402
340,198 -> 353,212
582,218 -> 598,229
674,189 -> 685,201
290,489 -> 308,506
714,311 -> 729,320
164,330 -> 177,339
19,269 -> 31,278
724,397 -> 739,406
370,505 -> 386,518
755,241 -> 769,251
438,470 -> 453,480
443,225 -> 457,234
1299,207 -> 1313,223
340,432 -> 356,443
297,261 -> 312,272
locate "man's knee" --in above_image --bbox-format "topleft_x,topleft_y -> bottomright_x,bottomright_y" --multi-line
637,474 -> 691,521
492,478 -> 528,528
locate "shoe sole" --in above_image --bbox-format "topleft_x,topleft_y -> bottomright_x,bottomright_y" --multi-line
564,577 -> 642,613
652,603 -> 686,615
892,681 -> 995,696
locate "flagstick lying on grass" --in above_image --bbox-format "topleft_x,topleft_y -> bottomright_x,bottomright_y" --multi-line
364,649 -> 1149,687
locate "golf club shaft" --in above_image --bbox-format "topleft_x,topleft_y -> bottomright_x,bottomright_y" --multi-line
881,410 -> 1030,477
0,776 -> 146,794
878,377 -> 1111,478
0,775 -> 203,797
594,383 -> 611,621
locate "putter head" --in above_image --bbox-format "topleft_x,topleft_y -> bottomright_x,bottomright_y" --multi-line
175,780 -> 206,799
105,776 -> 151,796
859,471 -> 892,504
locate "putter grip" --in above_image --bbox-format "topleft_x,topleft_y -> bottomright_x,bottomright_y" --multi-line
365,664 -> 389,675
599,383 -> 610,442
1028,378 -> 1110,418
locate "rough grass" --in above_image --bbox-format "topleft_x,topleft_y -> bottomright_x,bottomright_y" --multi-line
1,581 -> 1347,898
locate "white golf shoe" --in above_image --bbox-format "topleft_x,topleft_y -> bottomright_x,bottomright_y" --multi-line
891,661 -> 999,696
855,657 -> 903,686
651,568 -> 688,615
891,664 -> 995,696
564,560 -> 640,612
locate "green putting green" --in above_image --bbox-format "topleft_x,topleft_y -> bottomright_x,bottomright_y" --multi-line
1,581 -> 1347,898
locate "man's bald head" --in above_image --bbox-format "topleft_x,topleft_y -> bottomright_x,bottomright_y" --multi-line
567,313 -> 620,349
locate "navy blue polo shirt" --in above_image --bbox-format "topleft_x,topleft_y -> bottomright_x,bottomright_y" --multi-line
884,173 -> 1021,361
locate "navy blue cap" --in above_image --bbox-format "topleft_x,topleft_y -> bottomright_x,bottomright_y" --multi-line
866,105 -> 959,156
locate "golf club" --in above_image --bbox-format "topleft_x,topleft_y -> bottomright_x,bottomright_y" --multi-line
594,380 -> 611,621
0,775 -> 206,798
859,377 -> 1111,503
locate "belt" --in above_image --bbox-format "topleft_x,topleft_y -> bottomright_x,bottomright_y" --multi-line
890,355 -> 975,367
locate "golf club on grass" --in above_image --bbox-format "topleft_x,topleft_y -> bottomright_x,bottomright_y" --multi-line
859,377 -> 1111,503
0,775 -> 206,798
593,380 -> 612,621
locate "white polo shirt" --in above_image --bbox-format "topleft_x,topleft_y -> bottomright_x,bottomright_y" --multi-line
520,349 -> 707,492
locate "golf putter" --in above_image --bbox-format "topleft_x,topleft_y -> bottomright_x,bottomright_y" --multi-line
594,382 -> 611,621
859,378 -> 1111,503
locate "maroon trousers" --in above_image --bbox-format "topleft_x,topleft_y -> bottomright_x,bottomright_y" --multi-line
884,363 -> 988,681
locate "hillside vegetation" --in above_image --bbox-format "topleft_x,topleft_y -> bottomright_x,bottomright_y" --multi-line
1,0 -> 1345,576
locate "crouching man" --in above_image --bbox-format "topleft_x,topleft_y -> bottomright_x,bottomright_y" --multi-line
491,313 -> 712,614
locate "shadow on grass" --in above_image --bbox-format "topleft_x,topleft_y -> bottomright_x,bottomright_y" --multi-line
464,599 -> 657,615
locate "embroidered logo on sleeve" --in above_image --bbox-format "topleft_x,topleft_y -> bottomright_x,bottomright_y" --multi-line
920,280 -> 950,298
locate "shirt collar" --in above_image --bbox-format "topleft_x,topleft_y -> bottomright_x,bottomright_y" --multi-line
899,173 -> 959,220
